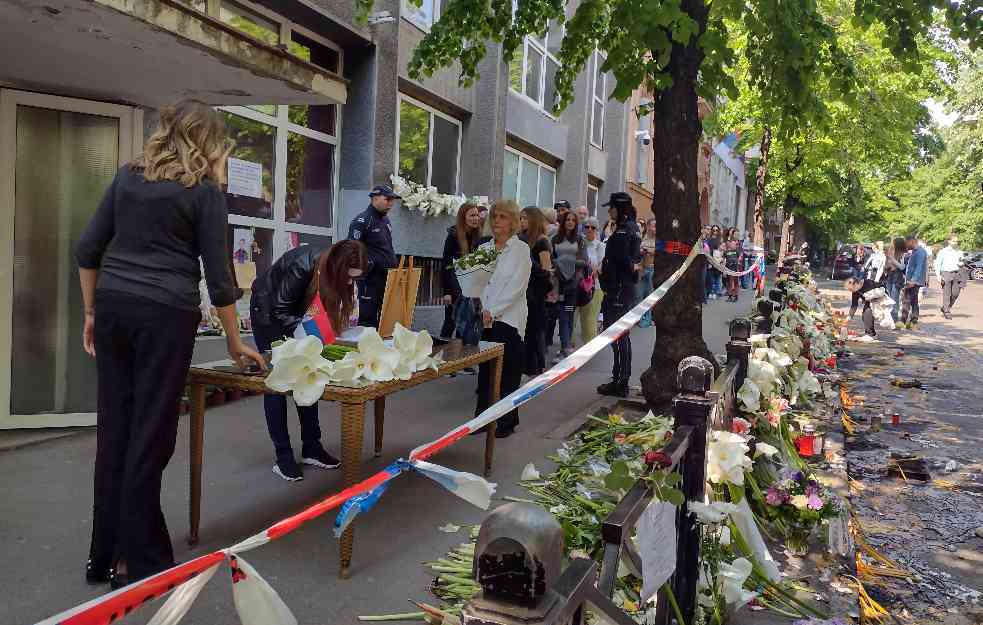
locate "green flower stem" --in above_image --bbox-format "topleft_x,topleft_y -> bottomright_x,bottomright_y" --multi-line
754,595 -> 806,618
357,612 -> 426,621
661,582 -> 688,625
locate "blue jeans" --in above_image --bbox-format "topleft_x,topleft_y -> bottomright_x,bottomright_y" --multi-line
637,267 -> 654,325
253,323 -> 321,460
453,297 -> 482,346
885,281 -> 902,322
559,303 -> 575,350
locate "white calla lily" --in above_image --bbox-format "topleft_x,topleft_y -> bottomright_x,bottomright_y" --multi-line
737,378 -> 761,412
706,431 -> 753,485
265,336 -> 332,406
719,557 -> 758,607
393,322 -> 434,368
754,442 -> 780,458
688,500 -> 739,523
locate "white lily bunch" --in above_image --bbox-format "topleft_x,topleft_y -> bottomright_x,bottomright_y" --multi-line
390,174 -> 468,217
706,431 -> 754,486
265,324 -> 442,406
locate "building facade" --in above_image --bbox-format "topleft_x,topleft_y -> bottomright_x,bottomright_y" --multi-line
0,0 -> 628,428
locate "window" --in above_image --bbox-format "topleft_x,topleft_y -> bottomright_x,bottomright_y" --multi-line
635,100 -> 652,184
591,52 -> 606,147
509,21 -> 563,115
586,184 -> 599,216
396,95 -> 462,193
403,0 -> 438,30
220,1 -> 279,46
502,148 -> 555,209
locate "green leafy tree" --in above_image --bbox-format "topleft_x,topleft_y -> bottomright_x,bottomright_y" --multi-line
389,0 -> 981,403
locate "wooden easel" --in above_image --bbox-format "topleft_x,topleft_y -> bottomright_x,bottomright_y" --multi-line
378,256 -> 422,337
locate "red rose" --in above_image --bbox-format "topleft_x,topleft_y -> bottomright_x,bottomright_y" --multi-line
644,451 -> 671,468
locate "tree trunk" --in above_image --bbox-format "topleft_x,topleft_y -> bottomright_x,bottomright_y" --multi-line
751,127 -> 771,248
778,194 -> 798,263
639,0 -> 715,406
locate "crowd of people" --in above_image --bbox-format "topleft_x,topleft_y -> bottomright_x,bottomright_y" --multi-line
844,234 -> 967,342
699,224 -> 767,303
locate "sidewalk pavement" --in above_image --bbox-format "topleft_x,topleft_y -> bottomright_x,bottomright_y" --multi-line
822,277 -> 983,625
0,290 -> 757,624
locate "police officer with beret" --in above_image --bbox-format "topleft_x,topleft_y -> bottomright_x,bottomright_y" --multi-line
348,185 -> 400,328
597,192 -> 641,397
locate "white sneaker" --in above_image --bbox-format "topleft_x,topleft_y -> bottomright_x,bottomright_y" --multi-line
853,334 -> 877,343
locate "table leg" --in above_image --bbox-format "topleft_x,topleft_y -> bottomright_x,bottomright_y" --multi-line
339,401 -> 366,579
484,353 -> 504,478
374,397 -> 385,458
188,383 -> 207,545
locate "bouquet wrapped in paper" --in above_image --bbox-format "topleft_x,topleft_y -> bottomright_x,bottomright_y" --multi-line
453,246 -> 501,298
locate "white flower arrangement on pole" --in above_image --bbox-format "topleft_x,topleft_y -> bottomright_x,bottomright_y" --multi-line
390,174 -> 470,218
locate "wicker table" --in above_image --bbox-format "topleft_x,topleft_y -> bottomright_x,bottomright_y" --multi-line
185,340 -> 504,578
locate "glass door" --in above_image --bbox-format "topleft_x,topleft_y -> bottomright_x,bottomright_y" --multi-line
0,91 -> 140,428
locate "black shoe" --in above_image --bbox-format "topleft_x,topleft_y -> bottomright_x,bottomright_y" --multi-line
86,559 -> 111,584
597,381 -> 629,397
273,456 -> 304,481
301,446 -> 341,470
108,567 -> 129,590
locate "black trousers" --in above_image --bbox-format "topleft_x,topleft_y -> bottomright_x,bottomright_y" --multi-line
900,285 -> 920,324
941,271 -> 963,313
602,298 -> 632,385
357,275 -> 386,328
90,291 -> 200,580
861,304 -> 876,336
253,323 -> 321,460
440,302 -> 456,339
544,301 -> 559,347
476,321 -> 524,431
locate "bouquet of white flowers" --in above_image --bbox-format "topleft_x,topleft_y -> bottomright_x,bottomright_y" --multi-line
453,246 -> 501,297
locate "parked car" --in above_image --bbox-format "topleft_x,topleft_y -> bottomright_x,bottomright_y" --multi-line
962,252 -> 983,280
831,244 -> 872,280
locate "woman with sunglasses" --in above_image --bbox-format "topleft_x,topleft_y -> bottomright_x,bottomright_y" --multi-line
249,240 -> 368,481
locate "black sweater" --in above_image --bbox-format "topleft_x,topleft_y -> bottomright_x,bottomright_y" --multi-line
849,279 -> 878,316
600,225 -> 641,306
75,166 -> 236,311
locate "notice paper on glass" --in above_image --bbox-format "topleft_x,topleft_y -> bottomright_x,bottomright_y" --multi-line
227,157 -> 264,199
637,500 -> 677,604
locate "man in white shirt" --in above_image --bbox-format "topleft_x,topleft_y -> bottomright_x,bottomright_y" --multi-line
934,235 -> 965,319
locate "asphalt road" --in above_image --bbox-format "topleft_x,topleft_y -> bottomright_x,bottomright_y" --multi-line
0,288 -> 755,625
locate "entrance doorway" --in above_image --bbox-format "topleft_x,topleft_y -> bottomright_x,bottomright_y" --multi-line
0,90 -> 142,428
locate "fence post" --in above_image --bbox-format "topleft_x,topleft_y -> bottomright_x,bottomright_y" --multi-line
726,318 -> 752,391
754,299 -> 774,334
670,356 -> 716,625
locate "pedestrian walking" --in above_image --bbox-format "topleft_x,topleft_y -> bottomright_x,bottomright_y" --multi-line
900,234 -> 928,329
723,228 -> 742,301
597,192 -> 640,398
883,237 -> 906,322
75,100 -> 266,588
637,218 -> 657,327
475,201 -> 531,439
520,206 -> 552,375
551,209 -> 588,362
250,241 -> 367,481
934,234 -> 966,320
853,244 -> 868,280
441,203 -> 486,344
579,216 -> 606,345
864,241 -> 887,282
706,225 -> 724,299
347,185 -> 400,328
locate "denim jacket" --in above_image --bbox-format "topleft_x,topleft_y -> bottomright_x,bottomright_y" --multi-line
904,246 -> 928,286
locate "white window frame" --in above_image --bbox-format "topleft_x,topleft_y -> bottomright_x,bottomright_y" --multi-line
402,0 -> 440,32
634,99 -> 652,184
395,93 -> 463,194
586,183 -> 599,216
510,25 -> 562,118
505,146 -> 556,207
590,51 -> 606,149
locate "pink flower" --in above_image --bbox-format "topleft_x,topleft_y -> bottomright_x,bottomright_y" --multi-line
765,487 -> 785,506
766,411 -> 781,428
806,493 -> 824,510
770,397 -> 790,414
731,417 -> 751,435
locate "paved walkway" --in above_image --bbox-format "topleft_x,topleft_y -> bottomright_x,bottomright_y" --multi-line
1,290 -> 754,624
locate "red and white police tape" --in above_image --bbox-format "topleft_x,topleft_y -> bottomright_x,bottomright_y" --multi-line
35,239 -> 711,625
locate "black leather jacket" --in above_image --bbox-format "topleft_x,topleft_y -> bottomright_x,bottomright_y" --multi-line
250,246 -> 319,334
599,225 -> 641,306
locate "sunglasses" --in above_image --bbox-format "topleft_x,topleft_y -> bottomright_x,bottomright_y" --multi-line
585,225 -> 598,230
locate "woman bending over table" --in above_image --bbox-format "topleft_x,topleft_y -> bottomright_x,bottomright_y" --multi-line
250,240 -> 367,481
475,200 -> 532,439
76,100 -> 266,589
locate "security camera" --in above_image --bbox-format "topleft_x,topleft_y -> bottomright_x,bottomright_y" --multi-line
634,130 -> 651,145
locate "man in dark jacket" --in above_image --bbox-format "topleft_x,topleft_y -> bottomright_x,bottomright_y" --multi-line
348,185 -> 400,327
597,192 -> 641,397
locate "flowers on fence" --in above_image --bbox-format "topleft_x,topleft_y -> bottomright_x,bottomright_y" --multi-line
707,431 -> 754,486
390,174 -> 469,217
265,324 -> 442,405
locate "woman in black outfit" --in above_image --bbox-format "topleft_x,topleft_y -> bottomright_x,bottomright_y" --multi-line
76,100 -> 265,588
250,240 -> 367,481
441,203 -> 486,346
520,206 -> 553,375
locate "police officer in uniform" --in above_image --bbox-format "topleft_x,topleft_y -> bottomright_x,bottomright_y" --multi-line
348,185 -> 400,328
597,192 -> 641,397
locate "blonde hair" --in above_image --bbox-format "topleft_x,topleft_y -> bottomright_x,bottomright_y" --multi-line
542,207 -> 557,224
135,100 -> 233,187
490,200 -> 521,237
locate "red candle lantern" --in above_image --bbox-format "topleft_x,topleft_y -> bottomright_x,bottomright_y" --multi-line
796,424 -> 817,458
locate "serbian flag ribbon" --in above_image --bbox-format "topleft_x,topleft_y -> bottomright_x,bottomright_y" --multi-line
293,294 -> 336,344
